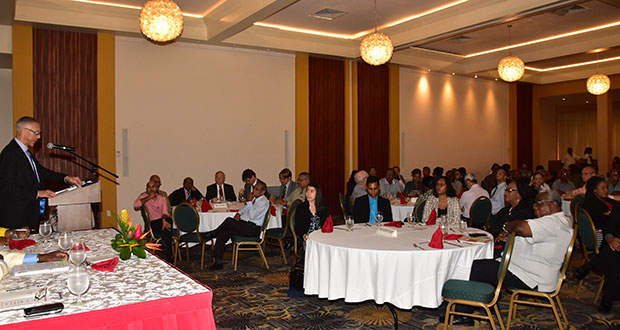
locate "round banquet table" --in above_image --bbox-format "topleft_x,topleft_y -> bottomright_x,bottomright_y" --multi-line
390,197 -> 418,221
303,224 -> 493,309
197,203 -> 282,232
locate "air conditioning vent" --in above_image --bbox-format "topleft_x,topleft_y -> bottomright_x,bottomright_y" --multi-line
310,8 -> 347,21
448,35 -> 472,43
552,5 -> 588,16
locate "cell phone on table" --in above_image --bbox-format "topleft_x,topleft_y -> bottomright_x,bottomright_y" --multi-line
469,233 -> 487,237
24,302 -> 64,317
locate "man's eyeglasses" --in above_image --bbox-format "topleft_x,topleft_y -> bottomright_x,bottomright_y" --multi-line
506,188 -> 518,193
534,200 -> 551,206
25,128 -> 40,136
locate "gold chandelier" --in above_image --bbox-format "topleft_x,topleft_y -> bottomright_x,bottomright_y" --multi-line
586,74 -> 610,95
497,25 -> 524,82
360,0 -> 393,66
139,0 -> 184,42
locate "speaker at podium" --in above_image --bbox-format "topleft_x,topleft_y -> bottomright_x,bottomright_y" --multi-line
49,181 -> 101,232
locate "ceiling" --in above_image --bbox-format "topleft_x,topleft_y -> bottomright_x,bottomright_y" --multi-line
6,0 -> 620,84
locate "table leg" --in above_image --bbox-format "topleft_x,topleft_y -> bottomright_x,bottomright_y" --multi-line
387,303 -> 398,330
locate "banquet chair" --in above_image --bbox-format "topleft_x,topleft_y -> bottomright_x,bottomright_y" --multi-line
506,227 -> 578,330
140,206 -> 180,263
338,193 -> 350,217
289,204 -> 303,269
413,198 -> 426,223
173,202 -> 208,268
442,233 -> 516,330
574,209 -> 604,303
470,196 -> 492,229
264,200 -> 302,264
569,195 -> 585,221
232,207 -> 271,271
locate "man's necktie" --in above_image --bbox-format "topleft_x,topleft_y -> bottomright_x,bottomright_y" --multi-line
25,150 -> 40,183
280,184 -> 286,199
490,187 -> 497,197
219,185 -> 224,199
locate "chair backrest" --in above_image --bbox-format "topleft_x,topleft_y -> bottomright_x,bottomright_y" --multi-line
279,199 -> 302,239
414,198 -> 427,222
548,226 -> 578,295
491,232 -> 516,304
338,193 -> 348,217
570,195 -> 585,220
256,205 -> 272,243
577,208 -> 599,255
289,206 -> 303,267
140,206 -> 156,239
173,203 -> 199,236
470,196 -> 492,229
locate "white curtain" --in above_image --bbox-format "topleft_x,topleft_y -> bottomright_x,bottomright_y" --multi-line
557,109 -> 597,159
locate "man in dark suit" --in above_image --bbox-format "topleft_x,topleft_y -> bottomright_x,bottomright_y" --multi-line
168,177 -> 204,206
353,176 -> 393,223
205,171 -> 236,202
0,117 -> 82,229
239,168 -> 264,201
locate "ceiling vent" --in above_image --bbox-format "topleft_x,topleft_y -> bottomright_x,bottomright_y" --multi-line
310,8 -> 347,21
552,5 -> 589,16
448,35 -> 472,43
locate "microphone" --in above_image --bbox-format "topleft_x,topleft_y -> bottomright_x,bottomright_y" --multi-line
47,142 -> 76,152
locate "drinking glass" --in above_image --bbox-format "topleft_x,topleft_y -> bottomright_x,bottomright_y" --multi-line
440,218 -> 448,237
70,241 -> 87,265
39,221 -> 52,239
58,232 -> 73,252
406,213 -> 414,227
67,266 -> 90,307
375,212 -> 384,225
345,216 -> 354,231
459,220 -> 468,233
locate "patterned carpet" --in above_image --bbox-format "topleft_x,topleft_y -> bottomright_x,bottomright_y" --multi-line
173,244 -> 620,330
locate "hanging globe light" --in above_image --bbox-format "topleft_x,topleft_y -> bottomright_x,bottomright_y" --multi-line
360,32 -> 393,66
139,0 -> 184,42
586,74 -> 610,95
497,55 -> 525,82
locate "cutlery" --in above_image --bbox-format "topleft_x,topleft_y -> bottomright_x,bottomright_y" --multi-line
444,241 -> 462,247
413,243 -> 425,250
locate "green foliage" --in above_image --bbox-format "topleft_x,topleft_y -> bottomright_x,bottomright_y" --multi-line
109,209 -> 154,260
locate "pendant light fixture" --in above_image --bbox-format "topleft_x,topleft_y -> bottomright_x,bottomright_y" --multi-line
497,25 -> 525,82
139,0 -> 184,42
586,53 -> 611,95
360,0 -> 393,66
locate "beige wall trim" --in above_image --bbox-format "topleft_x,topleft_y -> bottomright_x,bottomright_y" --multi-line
295,53 -> 309,175
12,24 -> 33,133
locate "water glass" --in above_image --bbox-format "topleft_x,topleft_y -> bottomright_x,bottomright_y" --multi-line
58,232 -> 73,252
375,212 -> 384,225
39,221 -> 52,239
459,220 -> 467,233
345,216 -> 354,231
70,241 -> 87,265
440,217 -> 448,236
406,213 -> 414,227
67,266 -> 90,307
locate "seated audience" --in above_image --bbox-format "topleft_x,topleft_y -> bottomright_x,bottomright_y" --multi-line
1,250 -> 67,279
490,168 -> 508,215
353,176 -> 393,223
169,177 -> 204,206
510,169 -> 529,186
422,166 -> 432,182
482,163 -> 500,192
203,181 -> 270,270
448,190 -> 572,325
432,166 -> 444,179
205,171 -> 236,202
583,147 -> 593,164
567,164 -> 597,197
530,172 -> 550,193
582,176 -> 615,229
294,182 -> 330,249
280,172 -> 311,206
552,169 -> 575,195
134,181 -> 173,261
149,174 -> 168,198
379,168 -> 403,197
459,173 -> 489,219
454,169 -> 465,195
561,147 -> 578,169
239,169 -> 264,201
350,170 -> 369,200
608,168 -> 620,195
368,166 -> 377,177
393,166 -> 407,187
520,163 -> 532,177
404,168 -> 423,196
422,176 -> 461,223
345,170 -> 359,200
447,170 -> 463,196
270,168 -> 299,204
488,181 -> 535,238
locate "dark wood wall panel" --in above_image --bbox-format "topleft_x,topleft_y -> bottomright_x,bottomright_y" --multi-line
357,61 -> 389,178
33,28 -> 98,182
516,82 -> 533,170
309,56 -> 345,216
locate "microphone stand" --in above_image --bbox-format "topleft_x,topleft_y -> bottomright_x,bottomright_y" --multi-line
63,149 -> 119,181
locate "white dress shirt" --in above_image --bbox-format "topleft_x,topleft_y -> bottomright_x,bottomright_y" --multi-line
379,178 -> 403,197
459,184 -> 490,218
238,195 -> 270,227
490,181 -> 506,215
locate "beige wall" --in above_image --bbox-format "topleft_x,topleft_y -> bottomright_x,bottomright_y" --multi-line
539,104 -> 557,163
115,36 -> 295,223
399,68 -> 509,180
0,69 -> 12,143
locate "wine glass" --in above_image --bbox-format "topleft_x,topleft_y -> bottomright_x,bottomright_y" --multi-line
58,232 -> 73,252
70,241 -> 87,265
459,220 -> 468,233
440,217 -> 448,238
345,216 -> 354,231
67,266 -> 90,307
375,212 -> 384,225
39,221 -> 52,240
406,213 -> 414,227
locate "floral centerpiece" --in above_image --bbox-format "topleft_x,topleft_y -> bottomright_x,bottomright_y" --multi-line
111,209 -> 160,260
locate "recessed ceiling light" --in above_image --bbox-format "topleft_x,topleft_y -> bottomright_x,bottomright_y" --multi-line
562,98 -> 566,101
474,75 -> 478,78
586,100 -> 589,103
494,78 -> 498,81
427,69 -> 431,72
452,72 -> 455,75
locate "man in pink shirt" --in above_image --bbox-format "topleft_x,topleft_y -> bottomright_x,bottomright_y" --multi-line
134,180 -> 173,261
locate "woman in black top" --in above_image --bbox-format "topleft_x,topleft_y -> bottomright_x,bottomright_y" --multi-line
295,182 -> 330,244
489,180 -> 535,238
582,176 -> 615,229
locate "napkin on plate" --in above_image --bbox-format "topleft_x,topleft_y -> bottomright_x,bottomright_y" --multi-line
428,226 -> 444,249
426,209 -> 437,225
399,193 -> 407,205
91,257 -> 119,272
9,239 -> 36,250
444,234 -> 462,240
321,215 -> 333,233
384,221 -> 402,228
201,201 -> 213,212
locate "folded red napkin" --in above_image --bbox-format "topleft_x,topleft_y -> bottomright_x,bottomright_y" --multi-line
321,215 -> 333,233
494,244 -> 504,249
201,201 -> 212,212
426,209 -> 437,225
428,226 -> 443,249
91,257 -> 119,272
72,244 -> 91,251
399,193 -> 407,205
9,239 -> 36,250
384,221 -> 402,228
270,205 -> 276,216
229,209 -> 239,212
444,234 -> 462,240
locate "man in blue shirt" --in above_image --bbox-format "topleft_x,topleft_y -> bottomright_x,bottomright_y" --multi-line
352,176 -> 393,223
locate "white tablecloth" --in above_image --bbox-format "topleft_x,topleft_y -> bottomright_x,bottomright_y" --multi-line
198,204 -> 282,232
304,224 -> 493,309
562,199 -> 572,217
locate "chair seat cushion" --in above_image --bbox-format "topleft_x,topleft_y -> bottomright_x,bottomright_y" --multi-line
179,232 -> 200,243
265,228 -> 285,237
232,235 -> 260,243
442,279 -> 495,303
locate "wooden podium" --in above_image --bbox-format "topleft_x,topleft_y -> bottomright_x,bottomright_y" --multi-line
49,182 -> 101,232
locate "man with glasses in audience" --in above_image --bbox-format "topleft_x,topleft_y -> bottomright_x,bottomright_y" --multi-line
0,116 -> 82,229
134,180 -> 173,262
274,172 -> 311,206
206,171 -> 237,202
567,164 -> 597,197
608,169 -> 620,195
350,170 -> 369,201
552,169 -> 575,196
270,168 -> 299,205
489,168 -> 508,215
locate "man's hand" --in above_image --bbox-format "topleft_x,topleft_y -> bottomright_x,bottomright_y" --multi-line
233,213 -> 241,221
38,251 -> 68,263
269,195 -> 276,203
38,189 -> 56,198
65,176 -> 82,187
496,231 -> 509,242
608,237 -> 620,251
14,227 -> 30,239
162,220 -> 172,231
